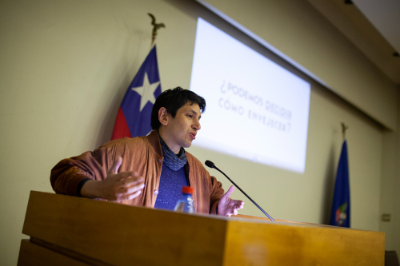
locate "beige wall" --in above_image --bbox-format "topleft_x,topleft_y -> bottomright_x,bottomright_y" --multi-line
0,0 -> 398,265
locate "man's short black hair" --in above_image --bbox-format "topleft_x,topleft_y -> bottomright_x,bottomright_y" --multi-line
151,86 -> 206,129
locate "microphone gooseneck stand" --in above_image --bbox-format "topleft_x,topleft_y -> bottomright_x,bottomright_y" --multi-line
205,160 -> 275,222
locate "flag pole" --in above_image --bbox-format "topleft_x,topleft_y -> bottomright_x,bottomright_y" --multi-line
341,122 -> 348,140
148,13 -> 165,48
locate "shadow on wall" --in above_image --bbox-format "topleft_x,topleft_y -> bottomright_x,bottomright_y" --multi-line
321,135 -> 338,225
95,31 -> 150,148
385,250 -> 400,266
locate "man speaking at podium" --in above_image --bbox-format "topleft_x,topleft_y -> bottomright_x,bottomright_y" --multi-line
50,87 -> 244,216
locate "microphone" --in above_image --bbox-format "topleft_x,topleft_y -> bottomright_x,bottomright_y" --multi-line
205,160 -> 275,221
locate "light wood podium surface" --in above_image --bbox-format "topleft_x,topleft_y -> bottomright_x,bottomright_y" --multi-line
18,191 -> 384,266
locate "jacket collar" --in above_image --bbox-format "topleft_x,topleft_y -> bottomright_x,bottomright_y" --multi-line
147,130 -> 163,157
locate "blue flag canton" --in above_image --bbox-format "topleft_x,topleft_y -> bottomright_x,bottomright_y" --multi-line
121,46 -> 162,137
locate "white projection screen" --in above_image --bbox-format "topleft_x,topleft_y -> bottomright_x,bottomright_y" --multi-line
190,18 -> 311,173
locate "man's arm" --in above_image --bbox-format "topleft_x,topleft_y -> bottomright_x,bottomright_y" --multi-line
50,142 -> 145,202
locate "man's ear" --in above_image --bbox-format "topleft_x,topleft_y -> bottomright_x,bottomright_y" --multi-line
158,107 -> 169,126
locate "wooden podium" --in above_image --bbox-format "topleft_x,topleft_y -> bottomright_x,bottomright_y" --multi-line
18,191 -> 384,265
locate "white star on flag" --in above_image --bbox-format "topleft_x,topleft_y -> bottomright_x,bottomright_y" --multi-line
132,72 -> 160,112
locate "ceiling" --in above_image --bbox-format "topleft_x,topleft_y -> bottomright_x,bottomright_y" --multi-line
308,0 -> 400,85
353,0 -> 400,55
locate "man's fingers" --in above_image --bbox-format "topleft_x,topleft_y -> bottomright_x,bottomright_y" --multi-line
118,175 -> 144,186
218,192 -> 244,216
109,181 -> 145,201
114,176 -> 144,194
236,202 -> 244,210
108,157 -> 123,175
123,182 -> 145,195
229,200 -> 243,210
223,185 -> 235,198
234,200 -> 244,209
116,186 -> 144,201
127,190 -> 143,200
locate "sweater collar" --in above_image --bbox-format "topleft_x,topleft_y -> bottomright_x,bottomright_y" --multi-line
159,136 -> 187,171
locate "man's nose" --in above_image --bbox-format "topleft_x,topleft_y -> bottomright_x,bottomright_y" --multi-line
193,120 -> 201,130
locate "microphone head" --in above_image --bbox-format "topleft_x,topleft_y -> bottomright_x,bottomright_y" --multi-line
205,160 -> 215,169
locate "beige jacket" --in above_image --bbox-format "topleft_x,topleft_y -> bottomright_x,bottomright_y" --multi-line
50,130 -> 224,214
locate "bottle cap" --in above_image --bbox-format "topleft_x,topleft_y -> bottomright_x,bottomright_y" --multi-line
182,186 -> 193,194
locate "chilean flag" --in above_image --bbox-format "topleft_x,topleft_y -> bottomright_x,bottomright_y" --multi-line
111,46 -> 162,140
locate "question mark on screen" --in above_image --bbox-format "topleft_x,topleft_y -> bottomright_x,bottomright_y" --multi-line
220,80 -> 225,91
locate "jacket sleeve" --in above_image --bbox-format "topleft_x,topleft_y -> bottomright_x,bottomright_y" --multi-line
185,152 -> 226,214
50,140 -> 122,196
209,175 -> 225,214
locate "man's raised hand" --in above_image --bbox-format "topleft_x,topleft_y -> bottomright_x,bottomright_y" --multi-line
217,186 -> 244,217
80,157 -> 145,202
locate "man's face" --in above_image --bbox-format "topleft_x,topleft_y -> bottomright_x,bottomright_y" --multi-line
160,102 -> 201,154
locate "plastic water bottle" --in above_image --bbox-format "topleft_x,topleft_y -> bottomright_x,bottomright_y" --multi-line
174,186 -> 195,213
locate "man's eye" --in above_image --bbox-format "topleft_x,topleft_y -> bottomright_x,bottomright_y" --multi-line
187,114 -> 193,118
